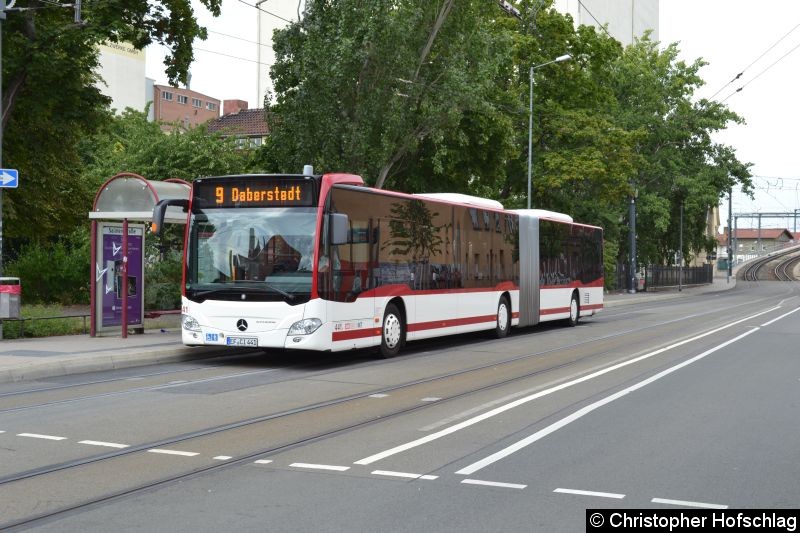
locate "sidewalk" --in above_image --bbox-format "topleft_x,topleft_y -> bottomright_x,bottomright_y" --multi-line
0,329 -> 232,384
0,274 -> 738,384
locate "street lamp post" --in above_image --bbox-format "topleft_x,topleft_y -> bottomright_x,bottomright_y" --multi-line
527,54 -> 571,209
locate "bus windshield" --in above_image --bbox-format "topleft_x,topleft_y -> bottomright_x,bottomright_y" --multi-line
185,207 -> 318,303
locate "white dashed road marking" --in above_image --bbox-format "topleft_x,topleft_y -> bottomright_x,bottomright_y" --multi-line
652,497 -> 728,509
18,433 -> 67,441
254,459 -> 273,464
213,456 -> 233,461
554,488 -> 625,499
79,440 -> 129,449
148,449 -> 199,457
289,463 -> 350,472
461,479 -> 526,490
371,470 -> 438,480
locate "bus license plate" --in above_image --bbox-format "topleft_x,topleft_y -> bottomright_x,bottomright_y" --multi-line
226,336 -> 258,347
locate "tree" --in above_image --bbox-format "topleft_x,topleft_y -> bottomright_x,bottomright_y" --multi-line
608,39 -> 752,266
81,108 -> 254,188
2,0 -> 221,239
263,0 -> 515,192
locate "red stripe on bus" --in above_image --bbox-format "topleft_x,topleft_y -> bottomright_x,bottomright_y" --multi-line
407,314 -> 497,332
540,307 -> 570,316
540,303 -> 604,316
332,328 -> 383,341
332,311 -> 522,341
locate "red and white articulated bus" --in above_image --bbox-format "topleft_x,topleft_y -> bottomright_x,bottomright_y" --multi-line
153,169 -> 604,357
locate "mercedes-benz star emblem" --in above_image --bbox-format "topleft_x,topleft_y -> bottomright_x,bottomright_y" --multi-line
236,319 -> 248,332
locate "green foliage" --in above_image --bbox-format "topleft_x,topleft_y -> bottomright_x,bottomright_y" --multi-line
145,256 -> 182,311
6,229 -> 91,306
81,109 -> 255,190
262,0 -> 753,272
2,0 -> 222,239
264,0 -> 516,192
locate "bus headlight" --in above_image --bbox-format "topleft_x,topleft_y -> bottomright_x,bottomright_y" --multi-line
182,314 -> 201,332
288,318 -> 322,335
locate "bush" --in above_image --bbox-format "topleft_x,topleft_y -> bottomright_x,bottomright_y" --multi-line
6,229 -> 91,305
145,255 -> 182,311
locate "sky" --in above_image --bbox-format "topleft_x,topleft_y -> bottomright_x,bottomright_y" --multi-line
146,1 -> 800,230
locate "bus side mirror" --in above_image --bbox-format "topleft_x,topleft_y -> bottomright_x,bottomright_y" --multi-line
330,213 -> 349,245
152,199 -> 189,235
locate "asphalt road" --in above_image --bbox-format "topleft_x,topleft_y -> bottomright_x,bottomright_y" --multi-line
0,281 -> 798,532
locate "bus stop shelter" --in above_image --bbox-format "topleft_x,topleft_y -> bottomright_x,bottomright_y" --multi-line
89,173 -> 189,337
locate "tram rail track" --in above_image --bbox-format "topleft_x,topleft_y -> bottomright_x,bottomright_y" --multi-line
741,246 -> 800,281
0,289 -> 795,530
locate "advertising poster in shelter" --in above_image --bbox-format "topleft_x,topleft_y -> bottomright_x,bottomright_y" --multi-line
99,223 -> 145,328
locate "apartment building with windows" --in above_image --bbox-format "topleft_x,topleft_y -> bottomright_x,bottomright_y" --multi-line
152,85 -> 221,130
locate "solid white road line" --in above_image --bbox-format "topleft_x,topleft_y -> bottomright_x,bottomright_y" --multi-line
761,306 -> 800,327
652,497 -> 728,509
17,433 -> 67,441
354,307 -> 778,466
554,488 -> 625,499
289,463 -> 350,472
461,479 -> 526,490
455,328 -> 759,475
148,449 -> 199,457
78,440 -> 129,449
371,470 -> 439,480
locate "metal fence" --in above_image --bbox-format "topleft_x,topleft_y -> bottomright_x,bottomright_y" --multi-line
644,264 -> 713,290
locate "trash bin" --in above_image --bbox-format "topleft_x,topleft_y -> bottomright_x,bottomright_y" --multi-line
0,277 -> 21,319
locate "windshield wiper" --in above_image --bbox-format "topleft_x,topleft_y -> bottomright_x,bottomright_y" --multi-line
193,282 -> 295,301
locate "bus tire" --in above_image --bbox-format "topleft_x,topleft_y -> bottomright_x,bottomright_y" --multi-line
379,303 -> 404,358
565,291 -> 580,327
495,295 -> 511,338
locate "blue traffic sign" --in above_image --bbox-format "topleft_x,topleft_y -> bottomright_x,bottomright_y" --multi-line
0,169 -> 18,188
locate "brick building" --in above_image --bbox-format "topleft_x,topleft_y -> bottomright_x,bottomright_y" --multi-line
152,84 -> 221,130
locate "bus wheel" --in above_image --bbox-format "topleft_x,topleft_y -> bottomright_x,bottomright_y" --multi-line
566,291 -> 580,327
380,303 -> 404,358
495,296 -> 511,338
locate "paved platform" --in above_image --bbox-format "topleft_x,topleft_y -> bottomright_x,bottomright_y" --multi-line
0,274 -> 737,384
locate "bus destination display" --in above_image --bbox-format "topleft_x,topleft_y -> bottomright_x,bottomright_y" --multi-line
194,178 -> 315,208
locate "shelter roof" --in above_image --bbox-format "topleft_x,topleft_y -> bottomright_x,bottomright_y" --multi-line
90,173 -> 190,222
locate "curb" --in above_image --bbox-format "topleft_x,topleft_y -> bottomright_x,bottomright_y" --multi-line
0,345 -> 236,385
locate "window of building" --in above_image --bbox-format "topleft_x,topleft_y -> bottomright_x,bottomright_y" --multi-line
177,95 -> 188,104
192,98 -> 202,107
162,90 -> 173,101
206,102 -> 217,111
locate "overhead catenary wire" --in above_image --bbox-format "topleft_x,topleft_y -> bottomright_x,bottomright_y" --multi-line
720,35 -> 800,103
236,0 -> 293,24
708,22 -> 800,100
576,0 -> 613,39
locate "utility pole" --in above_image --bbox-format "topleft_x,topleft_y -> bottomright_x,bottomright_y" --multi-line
628,193 -> 636,293
678,201 -> 683,291
727,188 -> 733,283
